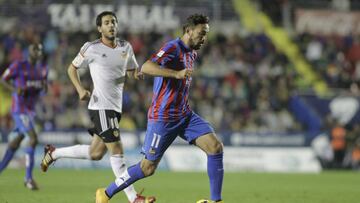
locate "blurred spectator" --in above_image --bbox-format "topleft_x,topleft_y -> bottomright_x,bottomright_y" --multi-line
330,122 -> 347,168
343,124 -> 360,170
296,33 -> 360,90
351,139 -> 360,170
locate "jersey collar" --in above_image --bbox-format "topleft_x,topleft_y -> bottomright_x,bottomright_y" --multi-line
100,38 -> 118,49
177,38 -> 192,52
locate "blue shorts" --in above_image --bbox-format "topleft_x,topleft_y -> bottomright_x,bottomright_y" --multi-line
11,113 -> 35,134
142,111 -> 214,161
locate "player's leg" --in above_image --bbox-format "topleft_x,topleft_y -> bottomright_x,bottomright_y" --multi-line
0,113 -> 29,173
49,134 -> 105,161
194,133 -> 224,202
97,110 -> 151,203
98,120 -> 179,202
89,133 -> 107,160
101,158 -> 160,200
103,141 -> 138,202
183,112 -> 224,202
40,138 -> 96,172
0,131 -> 24,173
40,114 -> 108,171
13,113 -> 40,190
24,128 -> 39,190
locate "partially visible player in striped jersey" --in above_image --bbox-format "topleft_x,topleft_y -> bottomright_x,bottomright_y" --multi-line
0,43 -> 48,190
40,11 -> 155,203
96,14 -> 224,203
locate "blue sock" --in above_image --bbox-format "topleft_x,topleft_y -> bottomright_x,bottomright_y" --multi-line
0,148 -> 16,172
207,152 -> 224,201
105,162 -> 145,198
24,147 -> 35,181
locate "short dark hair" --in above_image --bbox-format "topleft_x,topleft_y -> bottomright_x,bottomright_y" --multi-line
182,14 -> 209,34
96,11 -> 118,27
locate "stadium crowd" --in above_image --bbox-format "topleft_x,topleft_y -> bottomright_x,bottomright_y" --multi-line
296,32 -> 360,94
0,29 -> 300,133
0,26 -> 359,170
296,32 -> 360,169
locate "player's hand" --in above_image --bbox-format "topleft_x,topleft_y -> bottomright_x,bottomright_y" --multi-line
134,69 -> 144,80
78,89 -> 91,101
175,69 -> 193,79
16,88 -> 26,96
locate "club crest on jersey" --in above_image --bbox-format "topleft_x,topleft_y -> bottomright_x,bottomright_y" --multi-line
113,130 -> 119,137
157,50 -> 165,57
120,51 -> 128,58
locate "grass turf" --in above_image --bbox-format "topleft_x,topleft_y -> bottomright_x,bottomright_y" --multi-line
0,169 -> 359,203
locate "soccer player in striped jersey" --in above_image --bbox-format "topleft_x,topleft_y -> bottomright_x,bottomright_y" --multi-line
0,43 -> 47,190
96,14 -> 224,203
40,11 -> 155,203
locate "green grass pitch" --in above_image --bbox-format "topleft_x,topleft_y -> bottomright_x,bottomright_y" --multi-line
0,169 -> 359,203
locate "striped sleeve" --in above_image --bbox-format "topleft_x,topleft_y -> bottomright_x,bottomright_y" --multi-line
72,42 -> 91,69
1,61 -> 19,81
150,42 -> 177,69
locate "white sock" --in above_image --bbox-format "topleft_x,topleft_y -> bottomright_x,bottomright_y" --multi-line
52,145 -> 91,160
110,154 -> 137,202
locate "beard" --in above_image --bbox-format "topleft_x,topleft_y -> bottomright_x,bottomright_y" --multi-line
192,43 -> 202,50
189,38 -> 203,50
190,42 -> 202,50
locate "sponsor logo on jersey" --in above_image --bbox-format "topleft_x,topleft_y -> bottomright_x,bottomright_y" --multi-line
26,80 -> 43,88
149,147 -> 156,154
157,50 -> 165,57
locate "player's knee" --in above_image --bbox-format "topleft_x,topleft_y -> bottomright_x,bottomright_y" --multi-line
8,142 -> 21,150
89,151 -> 104,160
28,137 -> 38,147
143,165 -> 156,177
90,154 -> 102,160
140,161 -> 158,177
208,140 -> 223,154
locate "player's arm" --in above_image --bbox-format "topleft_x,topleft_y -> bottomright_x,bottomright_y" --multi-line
67,64 -> 90,100
0,79 -> 25,95
141,60 -> 192,79
126,45 -> 143,80
0,76 -> 26,96
0,78 -> 15,93
0,62 -> 22,94
127,68 -> 143,80
69,42 -> 91,100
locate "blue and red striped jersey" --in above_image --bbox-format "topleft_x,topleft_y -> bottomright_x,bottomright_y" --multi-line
1,60 -> 48,114
147,38 -> 197,121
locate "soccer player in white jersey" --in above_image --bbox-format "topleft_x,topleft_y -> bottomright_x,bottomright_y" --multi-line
40,11 -> 156,203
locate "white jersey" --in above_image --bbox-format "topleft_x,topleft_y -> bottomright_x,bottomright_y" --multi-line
72,39 -> 138,113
